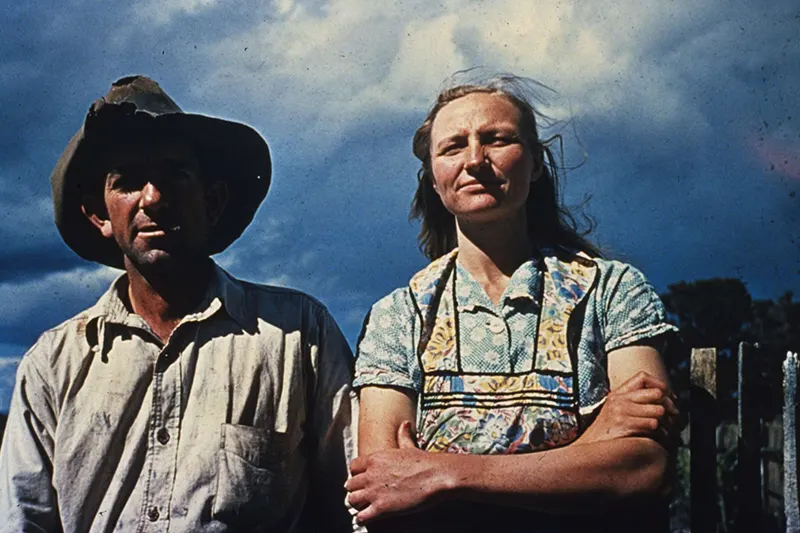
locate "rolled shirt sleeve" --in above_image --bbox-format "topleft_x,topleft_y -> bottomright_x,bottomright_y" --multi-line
0,339 -> 61,533
353,288 -> 418,392
597,261 -> 678,353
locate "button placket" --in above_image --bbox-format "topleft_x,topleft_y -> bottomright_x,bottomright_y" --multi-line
142,343 -> 182,528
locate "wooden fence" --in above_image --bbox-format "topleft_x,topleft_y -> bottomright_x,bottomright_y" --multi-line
687,344 -> 799,532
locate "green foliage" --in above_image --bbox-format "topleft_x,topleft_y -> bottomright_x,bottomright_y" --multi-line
660,279 -> 799,419
661,278 -> 753,351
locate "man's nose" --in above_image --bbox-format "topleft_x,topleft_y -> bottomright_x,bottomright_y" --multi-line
140,181 -> 168,211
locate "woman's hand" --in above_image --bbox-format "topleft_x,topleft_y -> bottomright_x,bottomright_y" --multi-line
346,422 -> 451,524
578,371 -> 679,445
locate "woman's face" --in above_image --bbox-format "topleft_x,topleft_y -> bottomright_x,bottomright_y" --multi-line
429,92 -> 537,225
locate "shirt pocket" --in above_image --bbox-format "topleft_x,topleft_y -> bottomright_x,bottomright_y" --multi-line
212,423 -> 293,528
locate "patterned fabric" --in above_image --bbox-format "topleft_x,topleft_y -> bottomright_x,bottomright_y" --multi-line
353,248 -> 677,531
354,250 -> 677,415
408,249 -> 595,454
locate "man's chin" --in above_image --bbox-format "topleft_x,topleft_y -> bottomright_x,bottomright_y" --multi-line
125,249 -> 189,272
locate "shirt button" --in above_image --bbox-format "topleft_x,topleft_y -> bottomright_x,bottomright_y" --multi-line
487,318 -> 505,334
147,506 -> 160,522
157,428 -> 170,445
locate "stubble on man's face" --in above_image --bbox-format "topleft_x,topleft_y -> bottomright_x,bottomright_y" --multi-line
99,139 -> 214,274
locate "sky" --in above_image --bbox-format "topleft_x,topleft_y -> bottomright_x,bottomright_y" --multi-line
1,0 -> 798,411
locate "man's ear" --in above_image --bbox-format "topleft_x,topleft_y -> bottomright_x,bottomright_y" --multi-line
81,195 -> 114,239
205,181 -> 229,227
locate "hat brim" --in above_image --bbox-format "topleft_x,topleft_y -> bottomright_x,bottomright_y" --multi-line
51,110 -> 271,268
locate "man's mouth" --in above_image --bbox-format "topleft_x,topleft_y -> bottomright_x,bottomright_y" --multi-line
137,224 -> 181,237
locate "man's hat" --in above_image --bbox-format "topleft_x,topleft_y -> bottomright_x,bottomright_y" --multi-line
50,75 -> 271,268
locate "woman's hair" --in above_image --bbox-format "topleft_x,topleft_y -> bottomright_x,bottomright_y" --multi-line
410,74 -> 600,261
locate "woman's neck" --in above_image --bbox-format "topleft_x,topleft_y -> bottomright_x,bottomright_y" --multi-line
455,213 -> 533,305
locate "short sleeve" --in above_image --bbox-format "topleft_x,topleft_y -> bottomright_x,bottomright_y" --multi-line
598,261 -> 678,353
353,288 -> 418,391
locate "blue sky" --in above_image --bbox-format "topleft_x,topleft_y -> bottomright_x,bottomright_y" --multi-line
1,0 -> 798,411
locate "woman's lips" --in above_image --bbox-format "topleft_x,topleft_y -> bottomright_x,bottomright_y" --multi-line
458,180 -> 503,191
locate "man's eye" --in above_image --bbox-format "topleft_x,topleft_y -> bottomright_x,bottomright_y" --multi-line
163,163 -> 198,182
108,172 -> 144,192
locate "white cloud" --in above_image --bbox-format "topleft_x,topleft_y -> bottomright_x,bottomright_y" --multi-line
1,196 -> 51,225
272,0 -> 295,16
133,0 -> 218,25
0,265 -> 119,327
0,357 -> 20,370
188,0 -> 746,163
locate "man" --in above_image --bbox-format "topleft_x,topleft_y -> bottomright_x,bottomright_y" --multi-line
0,76 -> 354,532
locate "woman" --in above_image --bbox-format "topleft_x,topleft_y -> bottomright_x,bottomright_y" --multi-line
346,75 -> 679,532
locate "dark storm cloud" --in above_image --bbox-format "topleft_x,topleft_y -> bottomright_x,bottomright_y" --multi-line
1,0 -> 798,355
549,3 -> 800,299
0,0 -> 272,282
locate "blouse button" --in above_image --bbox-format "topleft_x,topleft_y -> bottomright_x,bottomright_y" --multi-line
157,428 -> 170,445
487,318 -> 505,334
147,506 -> 160,522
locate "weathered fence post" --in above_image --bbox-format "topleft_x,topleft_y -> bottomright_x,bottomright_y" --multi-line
691,347 -> 719,533
735,342 -> 762,532
784,351 -> 800,533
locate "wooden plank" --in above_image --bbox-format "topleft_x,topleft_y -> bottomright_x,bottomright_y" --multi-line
735,342 -> 762,532
691,348 -> 719,533
784,351 -> 800,533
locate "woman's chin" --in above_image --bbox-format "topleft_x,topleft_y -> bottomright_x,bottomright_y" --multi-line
451,201 -> 525,224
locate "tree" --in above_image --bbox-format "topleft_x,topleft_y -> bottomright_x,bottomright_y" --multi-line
660,280 -> 799,419
661,278 -> 753,353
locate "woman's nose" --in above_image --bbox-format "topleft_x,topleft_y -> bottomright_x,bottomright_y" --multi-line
464,142 -> 487,171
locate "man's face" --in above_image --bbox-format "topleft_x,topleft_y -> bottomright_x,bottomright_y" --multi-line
85,138 -> 226,271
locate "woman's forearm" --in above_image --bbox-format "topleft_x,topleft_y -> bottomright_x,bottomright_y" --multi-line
442,436 -> 669,512
348,422 -> 670,523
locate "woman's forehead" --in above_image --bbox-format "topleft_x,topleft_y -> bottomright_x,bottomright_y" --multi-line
431,93 -> 523,135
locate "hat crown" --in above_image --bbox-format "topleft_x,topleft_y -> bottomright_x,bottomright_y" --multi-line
51,74 -> 272,269
105,75 -> 183,115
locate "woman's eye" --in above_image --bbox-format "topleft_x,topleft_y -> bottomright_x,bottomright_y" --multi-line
490,134 -> 515,145
440,143 -> 464,155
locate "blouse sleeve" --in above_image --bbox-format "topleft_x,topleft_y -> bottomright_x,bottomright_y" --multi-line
353,288 -> 419,392
597,261 -> 678,353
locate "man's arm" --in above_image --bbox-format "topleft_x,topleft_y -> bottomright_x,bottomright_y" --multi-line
0,352 -> 61,533
307,308 -> 357,533
347,344 -> 678,525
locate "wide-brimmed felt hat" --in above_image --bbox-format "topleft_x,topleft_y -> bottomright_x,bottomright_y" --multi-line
51,75 -> 271,268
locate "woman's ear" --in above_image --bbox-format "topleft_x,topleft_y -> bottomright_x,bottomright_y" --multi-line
205,180 -> 229,227
81,195 -> 114,239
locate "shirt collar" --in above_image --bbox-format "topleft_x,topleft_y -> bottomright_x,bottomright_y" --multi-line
503,259 -> 542,303
85,262 -> 250,331
454,256 -> 542,312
